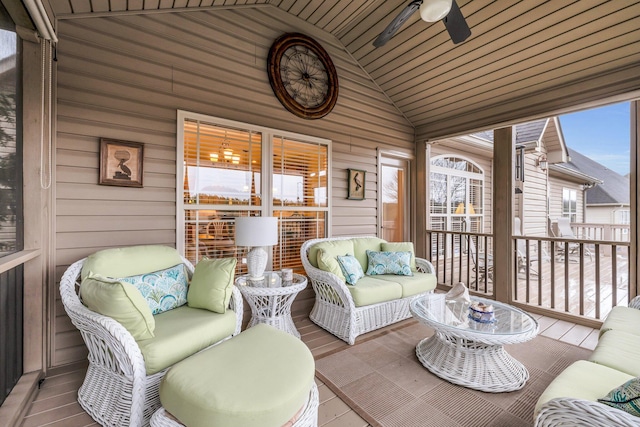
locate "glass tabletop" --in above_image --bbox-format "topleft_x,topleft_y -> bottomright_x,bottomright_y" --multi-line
410,294 -> 537,336
236,271 -> 305,289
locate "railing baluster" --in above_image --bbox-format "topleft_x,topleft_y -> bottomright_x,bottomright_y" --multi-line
595,244 -> 600,319
537,239 -> 542,307
579,244 -> 584,316
612,244 -> 617,309
564,242 -> 570,313
550,243 -> 555,309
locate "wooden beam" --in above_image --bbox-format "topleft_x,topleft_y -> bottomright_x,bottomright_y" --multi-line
632,100 -> 639,299
493,127 -> 513,303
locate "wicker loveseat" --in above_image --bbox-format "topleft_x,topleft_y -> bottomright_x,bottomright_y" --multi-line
59,245 -> 243,427
301,236 -> 437,345
534,296 -> 640,426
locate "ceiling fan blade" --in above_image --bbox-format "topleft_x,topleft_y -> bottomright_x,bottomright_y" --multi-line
373,0 -> 422,48
443,0 -> 471,44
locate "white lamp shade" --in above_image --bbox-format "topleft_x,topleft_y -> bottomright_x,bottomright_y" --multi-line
234,216 -> 278,247
419,0 -> 453,22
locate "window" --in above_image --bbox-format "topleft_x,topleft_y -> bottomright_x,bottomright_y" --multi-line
562,188 -> 577,223
0,7 -> 22,257
429,156 -> 484,233
178,112 -> 329,273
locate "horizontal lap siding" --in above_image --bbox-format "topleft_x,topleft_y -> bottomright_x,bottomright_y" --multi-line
52,7 -> 413,366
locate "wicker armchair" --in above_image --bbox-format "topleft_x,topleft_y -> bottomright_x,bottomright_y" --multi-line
300,237 -> 436,345
59,255 -> 243,427
535,397 -> 640,426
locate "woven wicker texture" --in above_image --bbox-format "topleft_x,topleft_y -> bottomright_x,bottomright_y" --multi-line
535,397 -> 640,426
410,295 -> 539,392
236,272 -> 307,337
149,383 -> 319,427
59,255 -> 243,427
301,237 -> 436,345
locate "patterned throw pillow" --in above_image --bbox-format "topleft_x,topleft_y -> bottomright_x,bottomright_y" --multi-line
337,254 -> 365,285
365,250 -> 413,276
117,264 -> 189,315
598,378 -> 640,417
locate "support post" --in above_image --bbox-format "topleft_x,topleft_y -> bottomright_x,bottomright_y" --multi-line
493,127 -> 514,303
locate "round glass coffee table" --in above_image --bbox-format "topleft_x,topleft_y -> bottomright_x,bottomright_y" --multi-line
235,271 -> 307,338
410,294 -> 539,392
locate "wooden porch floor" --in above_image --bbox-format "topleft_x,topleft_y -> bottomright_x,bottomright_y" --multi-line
20,312 -> 599,427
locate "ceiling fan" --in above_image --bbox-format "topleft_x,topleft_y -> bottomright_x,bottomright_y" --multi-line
373,0 -> 471,48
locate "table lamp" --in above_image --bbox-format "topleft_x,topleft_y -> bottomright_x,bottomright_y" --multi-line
234,216 -> 278,280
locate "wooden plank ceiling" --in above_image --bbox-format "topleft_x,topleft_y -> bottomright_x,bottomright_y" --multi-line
50,0 -> 640,137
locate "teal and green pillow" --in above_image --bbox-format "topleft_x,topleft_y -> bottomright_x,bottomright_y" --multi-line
381,242 -> 417,271
598,378 -> 640,417
336,254 -> 365,285
80,273 -> 155,340
187,257 -> 237,314
117,264 -> 189,315
365,250 -> 413,276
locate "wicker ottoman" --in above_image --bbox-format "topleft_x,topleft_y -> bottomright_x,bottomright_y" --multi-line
150,324 -> 318,427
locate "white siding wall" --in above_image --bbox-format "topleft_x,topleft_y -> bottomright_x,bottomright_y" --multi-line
519,153 -> 549,236
52,8 -> 413,366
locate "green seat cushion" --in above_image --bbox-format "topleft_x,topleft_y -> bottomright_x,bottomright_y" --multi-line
372,272 -> 437,298
81,245 -> 184,280
160,324 -> 315,427
352,237 -> 385,271
381,241 -> 417,271
137,305 -> 237,375
187,257 -> 237,314
534,360 -> 634,416
600,306 -> 640,338
346,276 -> 402,307
80,273 -> 155,340
590,330 -> 640,377
308,239 -> 354,269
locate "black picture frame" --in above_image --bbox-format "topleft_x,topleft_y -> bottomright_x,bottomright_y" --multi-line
347,168 -> 365,200
99,138 -> 144,188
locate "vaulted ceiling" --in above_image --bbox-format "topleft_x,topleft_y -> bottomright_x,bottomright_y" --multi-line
48,0 -> 640,137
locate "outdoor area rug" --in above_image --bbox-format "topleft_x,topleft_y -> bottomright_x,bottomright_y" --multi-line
315,320 -> 592,427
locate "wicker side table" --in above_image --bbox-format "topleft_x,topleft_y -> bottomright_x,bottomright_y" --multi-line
236,272 -> 307,338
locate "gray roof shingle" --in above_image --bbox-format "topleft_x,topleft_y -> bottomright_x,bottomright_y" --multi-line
566,148 -> 629,205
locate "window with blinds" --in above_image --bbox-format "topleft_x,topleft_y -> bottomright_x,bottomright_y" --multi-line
272,136 -> 328,271
179,114 -> 330,273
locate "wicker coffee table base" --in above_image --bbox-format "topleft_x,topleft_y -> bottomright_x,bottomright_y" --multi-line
416,332 -> 529,393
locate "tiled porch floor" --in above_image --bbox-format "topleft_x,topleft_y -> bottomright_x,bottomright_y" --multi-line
20,313 -> 598,427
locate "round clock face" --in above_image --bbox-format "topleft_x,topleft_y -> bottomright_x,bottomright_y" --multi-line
268,33 -> 339,119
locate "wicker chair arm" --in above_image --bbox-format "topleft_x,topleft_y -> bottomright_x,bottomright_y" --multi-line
629,295 -> 640,310
415,257 -> 436,274
535,397 -> 640,427
229,285 -> 243,335
60,260 -> 145,379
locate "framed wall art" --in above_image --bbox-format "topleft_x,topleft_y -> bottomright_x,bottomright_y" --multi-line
99,138 -> 144,187
347,168 -> 365,200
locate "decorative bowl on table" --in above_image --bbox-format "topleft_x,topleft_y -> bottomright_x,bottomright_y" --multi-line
468,301 -> 496,323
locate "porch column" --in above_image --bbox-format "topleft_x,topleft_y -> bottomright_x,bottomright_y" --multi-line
493,127 -> 514,303
632,101 -> 639,298
414,140 -> 428,258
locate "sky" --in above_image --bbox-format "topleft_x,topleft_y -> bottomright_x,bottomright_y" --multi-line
559,102 -> 630,176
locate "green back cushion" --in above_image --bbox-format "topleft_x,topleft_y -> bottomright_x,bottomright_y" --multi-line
352,237 -> 385,270
187,257 -> 237,314
138,305 -> 237,375
598,377 -> 640,417
117,264 -> 189,315
308,239 -> 355,269
160,324 -> 315,427
314,240 -> 355,281
81,245 -> 184,280
80,273 -> 155,340
381,241 -> 417,271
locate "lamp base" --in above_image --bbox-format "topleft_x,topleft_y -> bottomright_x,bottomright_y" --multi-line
246,246 -> 268,280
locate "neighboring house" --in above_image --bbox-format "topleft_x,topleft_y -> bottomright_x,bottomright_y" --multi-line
427,117 -> 594,238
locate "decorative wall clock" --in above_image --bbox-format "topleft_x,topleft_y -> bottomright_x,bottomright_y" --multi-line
267,33 -> 339,120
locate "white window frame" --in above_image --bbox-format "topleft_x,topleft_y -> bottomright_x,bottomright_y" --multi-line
176,110 -> 332,255
429,154 -> 486,232
562,188 -> 577,223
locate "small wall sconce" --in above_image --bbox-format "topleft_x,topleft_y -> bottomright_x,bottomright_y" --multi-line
537,154 -> 548,171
